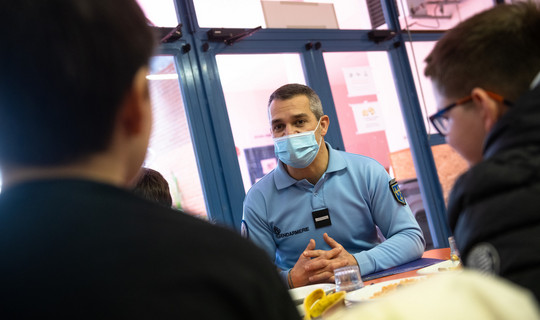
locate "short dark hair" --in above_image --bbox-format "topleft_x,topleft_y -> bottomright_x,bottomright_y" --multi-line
132,168 -> 173,207
424,2 -> 540,101
268,84 -> 324,120
0,0 -> 156,166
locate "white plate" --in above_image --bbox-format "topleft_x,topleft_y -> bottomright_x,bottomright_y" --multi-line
346,276 -> 426,303
416,259 -> 461,275
288,283 -> 336,305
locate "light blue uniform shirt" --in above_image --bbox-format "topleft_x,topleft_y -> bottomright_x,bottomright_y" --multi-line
242,143 -> 425,285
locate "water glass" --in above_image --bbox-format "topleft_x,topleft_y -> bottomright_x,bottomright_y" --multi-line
448,236 -> 461,263
334,265 -> 364,292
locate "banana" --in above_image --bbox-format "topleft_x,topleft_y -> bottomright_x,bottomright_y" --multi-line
303,289 -> 346,319
303,289 -> 325,319
309,291 -> 346,318
319,291 -> 346,318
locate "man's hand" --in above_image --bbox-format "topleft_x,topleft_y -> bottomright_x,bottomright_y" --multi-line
304,233 -> 357,283
289,233 -> 358,287
289,239 -> 318,288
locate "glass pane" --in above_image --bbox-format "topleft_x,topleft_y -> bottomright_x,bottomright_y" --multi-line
405,41 -> 438,135
396,0 -> 494,31
404,41 -> 470,199
390,145 -> 467,204
215,54 -> 305,193
323,51 -> 469,249
323,51 -> 408,171
146,56 -> 207,218
390,144 -> 467,249
194,0 -> 376,30
136,0 -> 179,27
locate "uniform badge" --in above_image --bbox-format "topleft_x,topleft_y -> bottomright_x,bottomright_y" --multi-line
240,220 -> 249,239
389,178 -> 406,205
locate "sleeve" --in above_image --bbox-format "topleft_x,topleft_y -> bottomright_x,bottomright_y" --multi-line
353,165 -> 425,276
242,188 -> 279,264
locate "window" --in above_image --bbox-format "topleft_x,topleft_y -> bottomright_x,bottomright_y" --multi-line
147,56 -> 207,218
216,53 -> 305,192
397,0 -> 495,31
324,51 -> 407,172
138,0 -> 500,241
194,0 -> 376,29
404,41 -> 468,203
193,0 -> 495,30
136,0 -> 179,27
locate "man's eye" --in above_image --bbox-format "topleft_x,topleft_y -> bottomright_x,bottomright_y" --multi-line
296,120 -> 306,125
273,124 -> 283,131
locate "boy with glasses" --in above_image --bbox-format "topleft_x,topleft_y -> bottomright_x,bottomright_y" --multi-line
425,2 -> 540,301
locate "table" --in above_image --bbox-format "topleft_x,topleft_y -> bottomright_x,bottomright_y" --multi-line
364,248 -> 450,285
295,248 -> 452,317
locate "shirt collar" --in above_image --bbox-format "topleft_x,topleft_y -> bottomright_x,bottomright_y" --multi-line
273,142 -> 347,190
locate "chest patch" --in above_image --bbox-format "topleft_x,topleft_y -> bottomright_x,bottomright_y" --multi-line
389,178 -> 407,206
274,225 -> 310,239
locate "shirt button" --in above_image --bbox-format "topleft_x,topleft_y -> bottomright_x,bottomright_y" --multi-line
314,193 -> 318,196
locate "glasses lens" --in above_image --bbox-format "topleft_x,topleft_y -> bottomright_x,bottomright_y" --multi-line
432,116 -> 449,136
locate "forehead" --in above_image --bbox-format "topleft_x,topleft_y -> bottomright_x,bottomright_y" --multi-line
269,95 -> 313,120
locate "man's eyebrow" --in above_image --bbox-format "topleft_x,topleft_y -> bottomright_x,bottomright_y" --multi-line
271,113 -> 310,126
292,113 -> 310,119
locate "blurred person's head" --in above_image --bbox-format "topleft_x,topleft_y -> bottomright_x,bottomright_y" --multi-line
132,168 -> 173,207
424,2 -> 540,166
0,0 -> 155,184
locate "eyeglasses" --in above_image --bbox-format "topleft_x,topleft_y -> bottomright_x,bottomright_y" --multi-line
429,91 -> 513,136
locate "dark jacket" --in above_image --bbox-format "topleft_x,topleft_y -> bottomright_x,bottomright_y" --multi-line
447,85 -> 540,302
0,179 -> 300,319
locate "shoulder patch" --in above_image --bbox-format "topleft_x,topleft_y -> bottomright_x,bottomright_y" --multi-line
240,220 -> 249,239
389,178 -> 407,206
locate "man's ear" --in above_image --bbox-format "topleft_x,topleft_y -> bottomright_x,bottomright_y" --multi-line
118,67 -> 151,136
470,87 -> 500,133
320,115 -> 330,137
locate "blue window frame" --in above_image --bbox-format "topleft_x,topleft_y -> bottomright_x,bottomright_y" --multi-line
157,0 -> 500,247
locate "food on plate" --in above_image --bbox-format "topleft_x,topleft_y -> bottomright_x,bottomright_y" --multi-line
370,278 -> 422,299
289,284 -> 336,305
303,288 -> 346,319
303,288 -> 325,317
438,264 -> 462,272
417,259 -> 463,274
438,258 -> 462,272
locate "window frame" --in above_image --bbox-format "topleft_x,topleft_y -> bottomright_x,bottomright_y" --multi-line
159,0 -> 498,246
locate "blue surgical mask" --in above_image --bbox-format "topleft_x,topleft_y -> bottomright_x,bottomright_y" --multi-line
273,119 -> 322,168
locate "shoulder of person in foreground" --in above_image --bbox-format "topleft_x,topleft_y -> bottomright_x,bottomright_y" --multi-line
327,270 -> 540,320
175,214 -> 300,320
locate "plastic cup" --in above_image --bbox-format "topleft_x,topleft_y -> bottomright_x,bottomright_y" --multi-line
334,265 -> 364,292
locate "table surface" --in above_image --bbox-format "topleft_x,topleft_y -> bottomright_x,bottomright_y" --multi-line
364,247 -> 451,285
